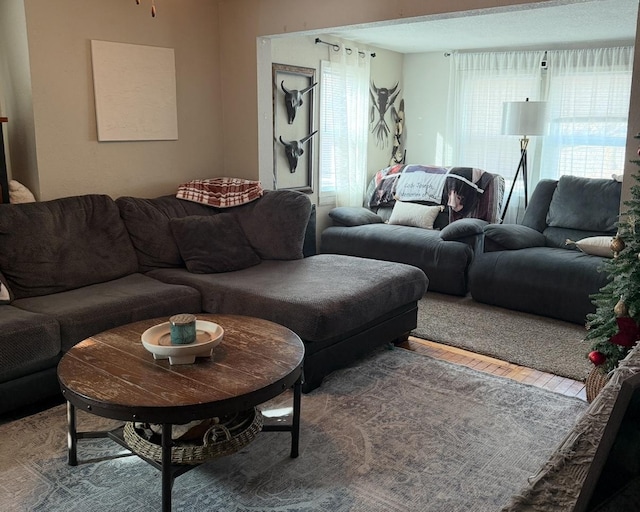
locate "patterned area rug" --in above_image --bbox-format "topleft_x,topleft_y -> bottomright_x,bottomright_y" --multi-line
413,292 -> 591,381
0,347 -> 587,512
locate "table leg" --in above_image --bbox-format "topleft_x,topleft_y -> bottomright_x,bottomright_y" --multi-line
161,423 -> 173,512
67,401 -> 78,466
291,377 -> 301,458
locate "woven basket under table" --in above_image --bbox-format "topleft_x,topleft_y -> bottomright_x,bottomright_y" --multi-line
585,367 -> 609,403
123,407 -> 263,465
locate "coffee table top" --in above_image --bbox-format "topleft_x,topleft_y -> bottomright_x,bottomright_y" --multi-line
57,314 -> 305,424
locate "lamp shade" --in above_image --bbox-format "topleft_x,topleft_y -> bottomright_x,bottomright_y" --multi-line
502,100 -> 548,136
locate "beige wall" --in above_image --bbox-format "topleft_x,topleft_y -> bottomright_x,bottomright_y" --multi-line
9,0 -> 223,201
0,0 -> 38,196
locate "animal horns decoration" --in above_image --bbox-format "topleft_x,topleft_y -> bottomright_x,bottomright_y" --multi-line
281,81 -> 317,124
279,131 -> 318,173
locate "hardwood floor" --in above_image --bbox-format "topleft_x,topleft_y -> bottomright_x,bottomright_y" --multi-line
399,336 -> 587,401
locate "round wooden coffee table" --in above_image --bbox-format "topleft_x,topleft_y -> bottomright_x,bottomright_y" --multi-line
57,314 -> 305,512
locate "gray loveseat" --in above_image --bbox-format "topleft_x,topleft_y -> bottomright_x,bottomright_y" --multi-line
0,189 -> 428,415
321,166 -> 504,296
469,175 -> 622,324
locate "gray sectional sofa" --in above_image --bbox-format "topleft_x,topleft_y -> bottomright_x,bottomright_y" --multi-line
469,176 -> 622,324
0,190 -> 428,415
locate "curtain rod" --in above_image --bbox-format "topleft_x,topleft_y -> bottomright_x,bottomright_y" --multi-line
315,38 -> 376,58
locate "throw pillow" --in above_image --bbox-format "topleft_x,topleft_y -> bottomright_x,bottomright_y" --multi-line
0,271 -> 13,304
388,200 -> 443,229
176,177 -> 263,208
169,215 -> 261,273
570,236 -> 614,258
233,189 -> 312,260
328,207 -> 383,227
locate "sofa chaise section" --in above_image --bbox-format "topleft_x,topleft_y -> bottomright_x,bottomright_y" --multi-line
148,255 -> 428,390
0,306 -> 60,414
119,190 -> 429,391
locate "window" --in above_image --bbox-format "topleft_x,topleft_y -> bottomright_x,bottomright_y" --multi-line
318,47 -> 370,207
449,47 -> 633,221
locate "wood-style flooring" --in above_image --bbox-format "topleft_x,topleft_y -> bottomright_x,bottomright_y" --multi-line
399,336 -> 587,401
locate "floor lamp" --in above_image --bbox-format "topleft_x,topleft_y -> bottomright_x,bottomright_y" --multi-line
501,98 -> 548,221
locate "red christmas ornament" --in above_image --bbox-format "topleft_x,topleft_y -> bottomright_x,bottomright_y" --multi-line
609,317 -> 640,348
588,350 -> 607,366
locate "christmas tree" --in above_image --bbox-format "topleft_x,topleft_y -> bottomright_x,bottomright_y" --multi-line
585,133 -> 640,375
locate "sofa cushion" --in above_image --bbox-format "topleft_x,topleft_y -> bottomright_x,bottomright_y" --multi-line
546,176 -> 621,232
233,189 -> 312,260
388,201 -> 443,229
484,224 -> 547,250
12,273 -> 202,352
148,254 -> 428,343
470,246 -> 610,324
0,305 -> 60,384
329,207 -> 383,227
116,194 -> 220,272
169,215 -> 260,273
0,195 -> 138,299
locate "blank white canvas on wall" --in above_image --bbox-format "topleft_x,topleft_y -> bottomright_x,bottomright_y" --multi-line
91,40 -> 178,141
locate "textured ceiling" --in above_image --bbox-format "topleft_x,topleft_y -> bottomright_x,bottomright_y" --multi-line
327,0 -> 638,54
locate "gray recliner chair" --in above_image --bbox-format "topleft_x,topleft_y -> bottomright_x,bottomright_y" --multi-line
469,175 -> 621,324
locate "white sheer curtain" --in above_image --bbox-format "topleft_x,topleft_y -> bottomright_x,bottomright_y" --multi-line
447,47 -> 633,222
447,51 -> 543,222
318,46 -> 370,207
540,47 -> 633,181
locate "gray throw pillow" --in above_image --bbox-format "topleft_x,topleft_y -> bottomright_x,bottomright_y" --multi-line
233,189 -> 312,260
169,215 -> 261,273
546,176 -> 621,232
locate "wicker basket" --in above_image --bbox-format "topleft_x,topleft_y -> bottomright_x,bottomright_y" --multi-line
585,367 -> 609,403
123,408 -> 263,465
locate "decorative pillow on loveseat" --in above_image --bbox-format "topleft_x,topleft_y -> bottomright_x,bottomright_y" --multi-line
0,271 -> 13,304
568,236 -> 614,258
169,215 -> 261,273
388,200 -> 444,229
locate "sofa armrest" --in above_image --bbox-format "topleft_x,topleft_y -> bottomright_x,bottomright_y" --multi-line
328,207 -> 384,227
483,224 -> 546,251
440,218 -> 487,241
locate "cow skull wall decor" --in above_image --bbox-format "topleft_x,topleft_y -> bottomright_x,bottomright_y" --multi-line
281,80 -> 317,124
279,130 -> 318,172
